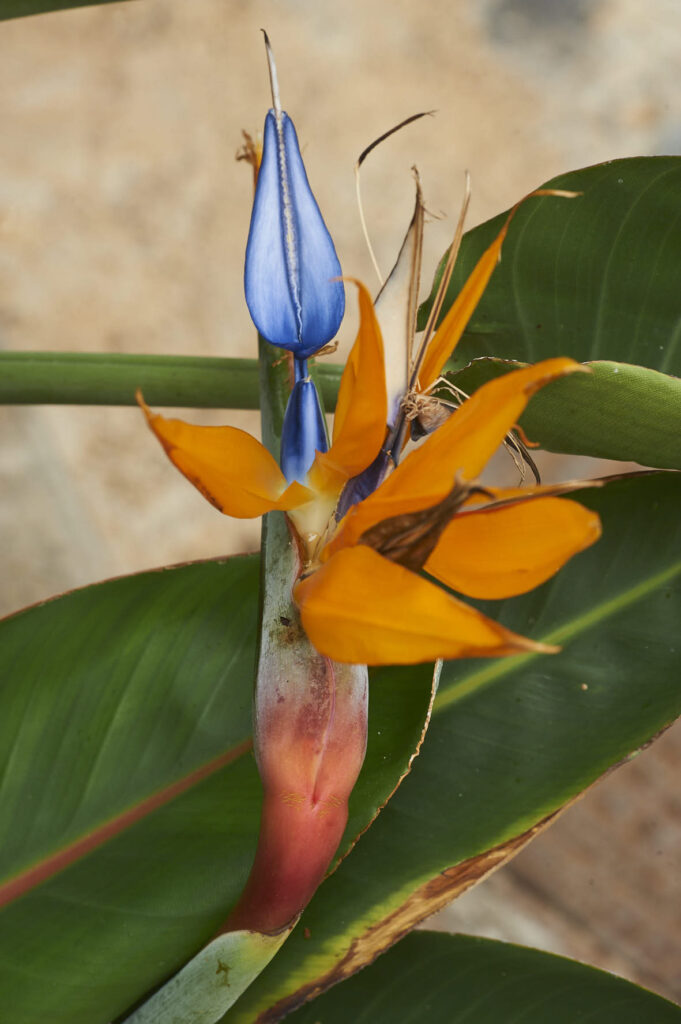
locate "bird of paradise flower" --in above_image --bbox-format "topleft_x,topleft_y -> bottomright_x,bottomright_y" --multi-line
140,196 -> 601,667
140,27 -> 601,667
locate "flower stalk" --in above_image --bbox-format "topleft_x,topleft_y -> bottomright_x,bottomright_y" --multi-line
226,339 -> 368,934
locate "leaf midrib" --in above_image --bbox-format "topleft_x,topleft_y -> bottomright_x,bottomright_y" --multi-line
433,560 -> 681,713
0,736 -> 252,909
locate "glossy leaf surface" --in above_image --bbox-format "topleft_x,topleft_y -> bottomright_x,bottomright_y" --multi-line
225,472 -> 681,1021
0,558 -> 435,1023
419,157 -> 681,376
448,358 -> 681,469
2,473 -> 679,1023
288,931 -> 681,1024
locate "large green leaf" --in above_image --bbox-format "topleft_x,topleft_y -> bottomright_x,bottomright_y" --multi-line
0,558 -> 435,1023
289,932 -> 681,1023
224,472 -> 681,1021
448,358 -> 681,469
420,157 -> 681,376
0,0 -> 133,21
3,479 -> 679,1023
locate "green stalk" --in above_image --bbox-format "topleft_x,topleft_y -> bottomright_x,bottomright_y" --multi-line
226,340 -> 368,934
0,351 -> 341,409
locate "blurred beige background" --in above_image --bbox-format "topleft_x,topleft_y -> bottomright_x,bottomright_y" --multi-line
0,0 -> 679,1005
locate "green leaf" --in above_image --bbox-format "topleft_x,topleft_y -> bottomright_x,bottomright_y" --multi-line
0,0 -> 133,20
420,157 -> 681,375
288,931 -> 681,1023
448,358 -> 681,469
0,558 -> 435,1023
223,472 -> 681,1021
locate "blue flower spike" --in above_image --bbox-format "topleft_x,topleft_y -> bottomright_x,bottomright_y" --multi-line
280,361 -> 329,484
245,32 -> 345,359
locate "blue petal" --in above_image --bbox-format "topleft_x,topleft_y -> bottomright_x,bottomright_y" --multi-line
280,377 -> 328,484
335,448 -> 392,521
245,110 -> 345,358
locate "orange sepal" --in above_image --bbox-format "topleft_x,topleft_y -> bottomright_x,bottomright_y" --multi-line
418,188 -> 579,391
139,393 -> 313,517
324,357 -> 584,556
418,209 -> 516,391
309,280 -> 388,494
295,545 -> 556,666
426,496 -> 601,599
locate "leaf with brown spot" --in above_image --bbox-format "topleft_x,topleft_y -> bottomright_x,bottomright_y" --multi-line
255,808 -> 565,1023
221,474 -> 681,1024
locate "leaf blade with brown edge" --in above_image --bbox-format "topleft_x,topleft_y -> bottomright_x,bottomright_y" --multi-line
221,472 -> 681,1023
257,808 -> 565,1022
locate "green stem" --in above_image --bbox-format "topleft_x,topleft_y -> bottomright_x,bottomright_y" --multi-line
225,341 -> 368,934
0,351 -> 341,409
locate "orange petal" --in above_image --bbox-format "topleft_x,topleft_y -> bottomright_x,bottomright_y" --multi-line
418,210 -> 515,390
426,497 -> 601,599
325,357 -> 583,555
139,395 -> 312,517
418,189 -> 579,391
309,280 -> 387,493
295,545 -> 555,665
